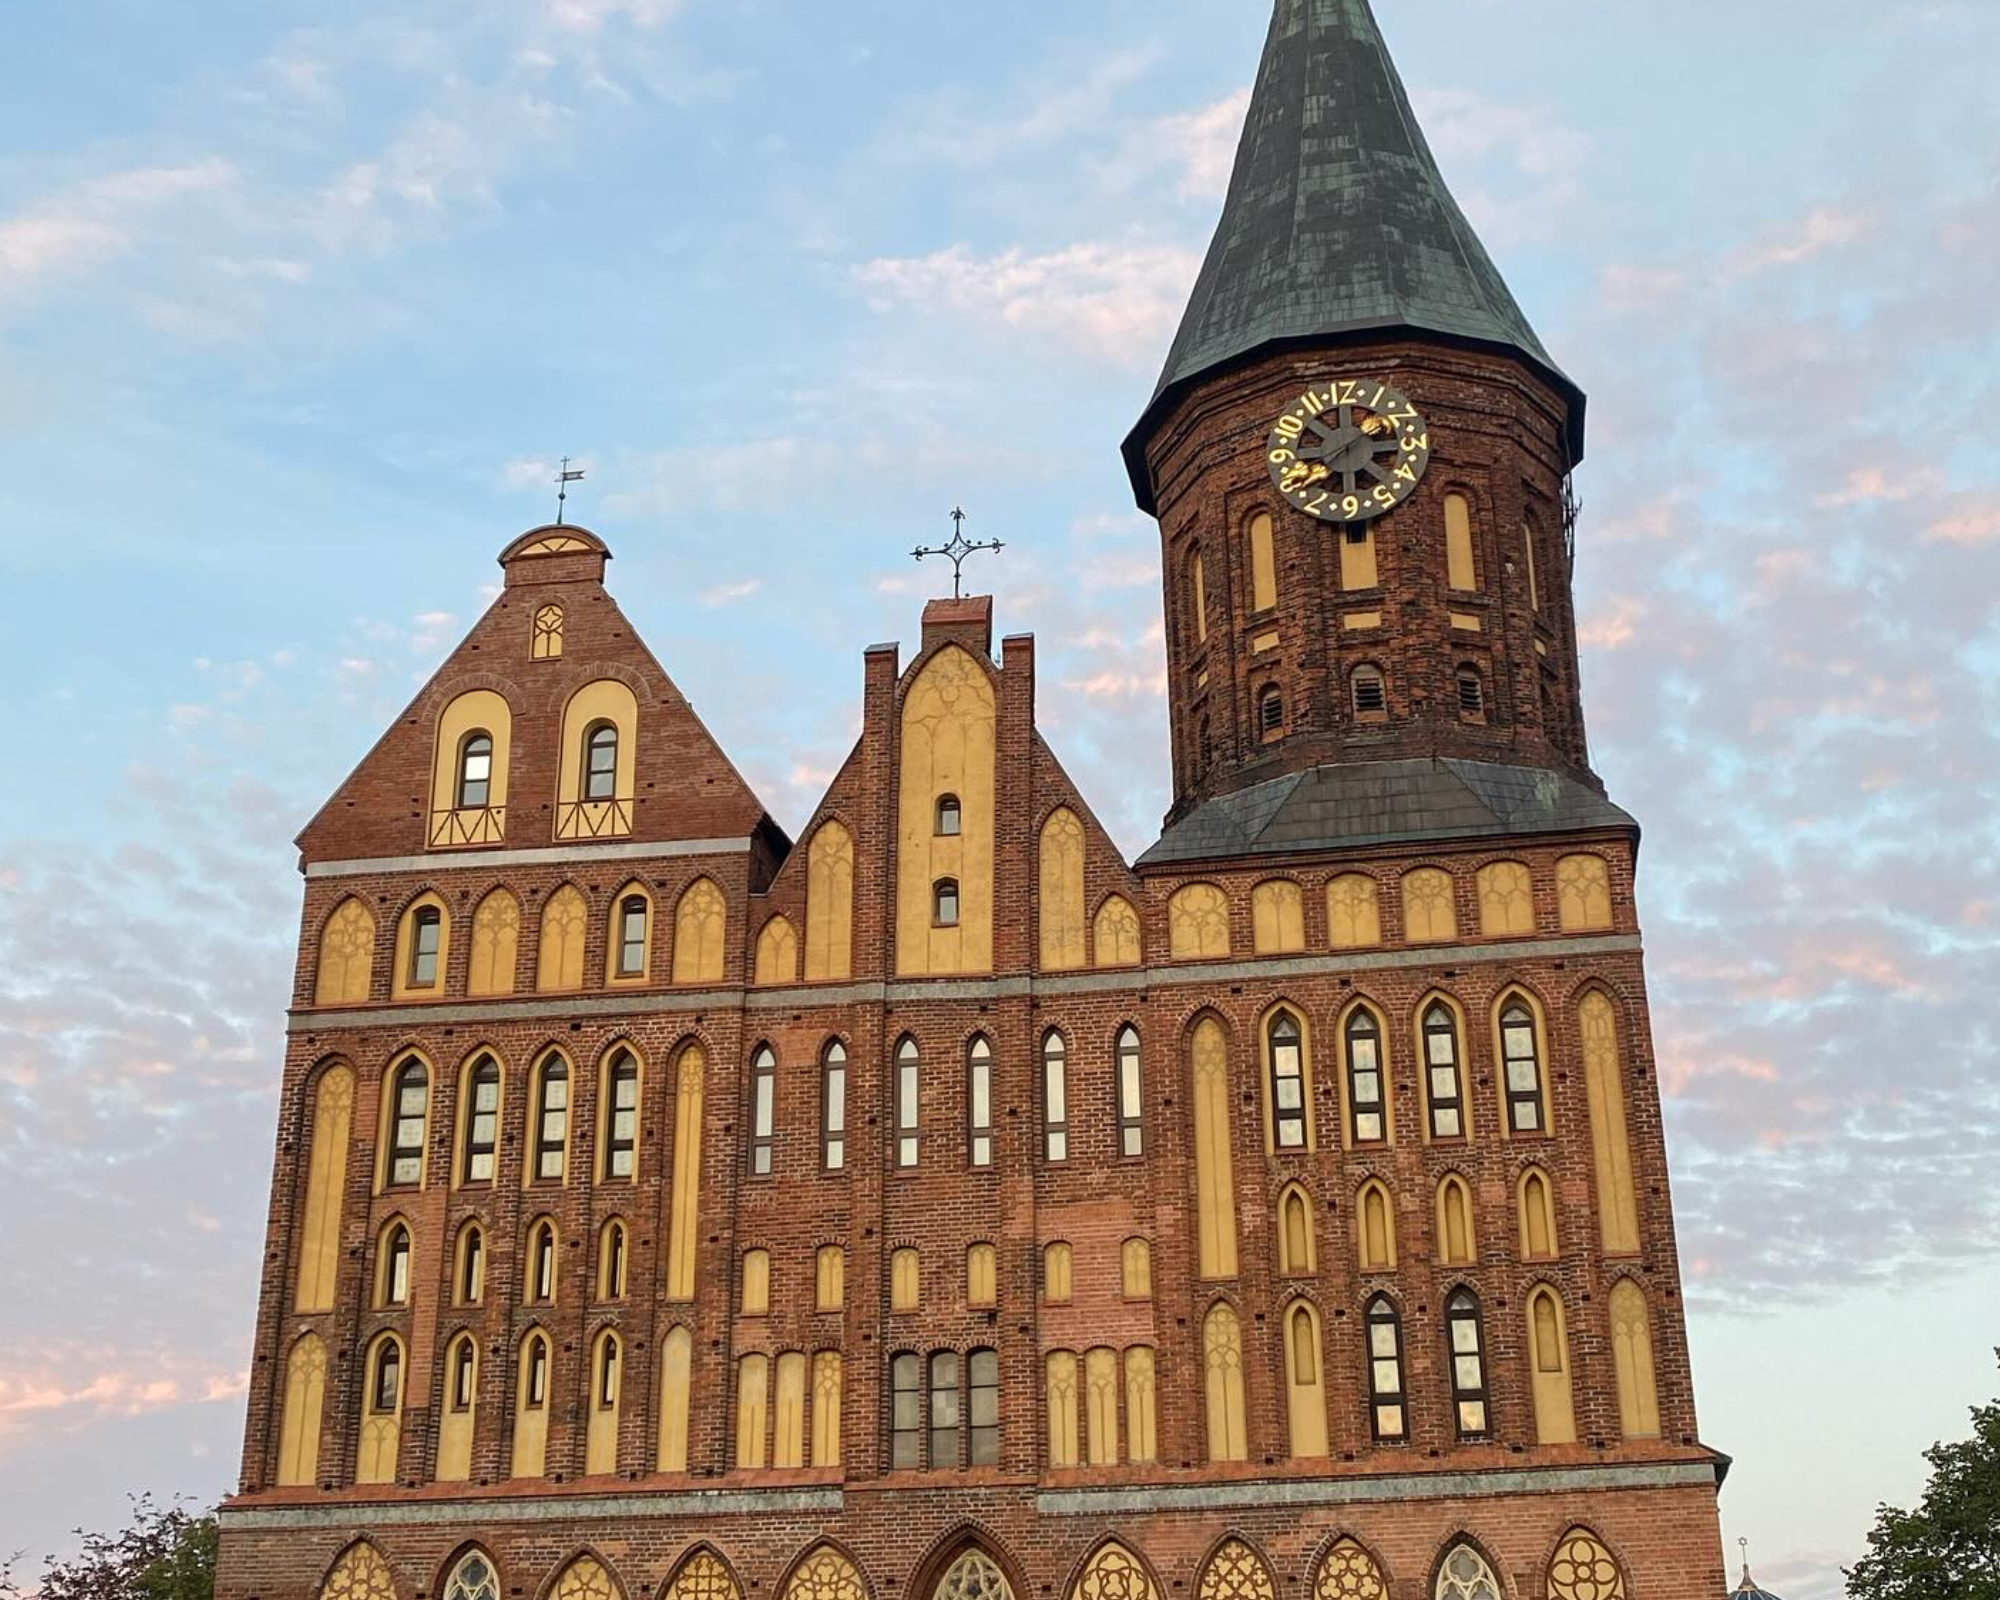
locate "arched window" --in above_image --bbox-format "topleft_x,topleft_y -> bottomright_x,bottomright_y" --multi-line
967,1035 -> 994,1167
1344,1007 -> 1386,1145
456,1221 -> 486,1305
749,1044 -> 777,1176
462,1056 -> 500,1184
1424,1002 -> 1466,1140
599,1219 -> 629,1301
614,894 -> 650,977
1277,1184 -> 1316,1275
1116,1026 -> 1144,1156
1500,998 -> 1548,1133
1549,1532 -> 1627,1600
934,878 -> 961,927
896,1037 -> 920,1167
532,603 -> 565,661
1122,1237 -> 1152,1299
457,733 -> 495,809
1435,1546 -> 1502,1600
892,1247 -> 921,1312
407,906 -> 443,989
1043,1241 -> 1073,1304
369,1335 -> 402,1416
816,1245 -> 845,1310
1043,1031 -> 1069,1162
526,1218 -> 558,1303
448,1336 -> 479,1414
890,1352 -> 922,1469
445,1552 -> 500,1600
603,1050 -> 639,1180
1351,664 -> 1387,720
740,1248 -> 771,1315
387,1058 -> 429,1188
1268,1010 -> 1307,1150
936,794 -> 963,836
1456,666 -> 1486,723
821,1040 -> 848,1170
1258,684 -> 1285,740
1365,1296 -> 1406,1443
584,722 -> 619,801
967,1242 -> 997,1307
929,1351 -> 961,1466
377,1222 -> 412,1308
1446,1288 -> 1490,1438
1249,512 -> 1278,611
1202,1302 -> 1248,1462
533,1055 -> 569,1181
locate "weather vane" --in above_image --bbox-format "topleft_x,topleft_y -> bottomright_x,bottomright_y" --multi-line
554,457 -> 586,526
912,508 -> 1005,599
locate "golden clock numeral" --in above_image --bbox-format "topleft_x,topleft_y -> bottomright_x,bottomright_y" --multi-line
1299,390 -> 1327,416
1276,416 -> 1304,440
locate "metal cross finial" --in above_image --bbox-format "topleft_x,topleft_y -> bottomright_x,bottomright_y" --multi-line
554,456 -> 586,526
911,507 -> 1005,599
1738,1539 -> 1751,1583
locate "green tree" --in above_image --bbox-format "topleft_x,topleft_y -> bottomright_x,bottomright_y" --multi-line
0,1495 -> 216,1600
1848,1359 -> 2000,1599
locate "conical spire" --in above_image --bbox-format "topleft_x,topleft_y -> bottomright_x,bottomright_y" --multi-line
1125,0 -> 1583,510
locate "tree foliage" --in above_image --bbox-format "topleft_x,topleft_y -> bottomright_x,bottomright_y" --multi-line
0,1495 -> 216,1600
1848,1358 -> 2000,1599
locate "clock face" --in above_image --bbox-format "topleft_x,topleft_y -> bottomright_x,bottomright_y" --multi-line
1266,378 -> 1432,523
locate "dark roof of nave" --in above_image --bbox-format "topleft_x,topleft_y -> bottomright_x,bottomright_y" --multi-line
1124,0 -> 1584,510
1137,757 -> 1636,868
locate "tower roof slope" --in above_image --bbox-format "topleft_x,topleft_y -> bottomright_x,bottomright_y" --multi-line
1125,0 -> 1583,507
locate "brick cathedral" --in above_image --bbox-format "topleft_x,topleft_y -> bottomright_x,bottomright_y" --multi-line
218,3 -> 1735,1598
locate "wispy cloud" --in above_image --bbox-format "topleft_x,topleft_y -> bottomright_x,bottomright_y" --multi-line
0,161 -> 235,313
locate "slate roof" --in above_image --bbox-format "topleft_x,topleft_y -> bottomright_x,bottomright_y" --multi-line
1137,758 -> 1635,869
1124,0 -> 1585,511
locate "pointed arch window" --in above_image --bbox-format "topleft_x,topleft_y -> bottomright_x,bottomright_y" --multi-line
896,1037 -> 921,1168
387,1058 -> 429,1188
527,1218 -> 558,1303
377,1222 -> 412,1308
1116,1026 -> 1144,1156
615,895 -> 650,976
370,1336 -> 402,1415
1424,1003 -> 1466,1140
1365,1296 -> 1407,1443
457,733 -> 495,810
584,722 -> 620,801
1446,1289 -> 1490,1438
456,1221 -> 486,1305
408,907 -> 443,989
1268,1010 -> 1307,1150
1043,1031 -> 1069,1162
523,1332 -> 551,1409
1501,1000 -> 1548,1133
604,1050 -> 639,1180
1436,1546 -> 1502,1600
449,1337 -> 479,1413
534,1056 -> 569,1181
599,1218 -> 629,1300
445,1553 -> 500,1600
1344,1007 -> 1385,1145
890,1351 -> 922,1469
821,1040 -> 847,1170
463,1056 -> 500,1183
967,1035 -> 994,1168
749,1044 -> 777,1176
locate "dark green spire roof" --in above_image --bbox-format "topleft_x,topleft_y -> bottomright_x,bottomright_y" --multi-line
1125,0 -> 1584,510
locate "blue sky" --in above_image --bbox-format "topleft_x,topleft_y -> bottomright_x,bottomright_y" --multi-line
3,2 -> 1999,1594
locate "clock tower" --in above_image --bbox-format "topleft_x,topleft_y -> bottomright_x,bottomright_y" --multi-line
1126,0 -> 1595,827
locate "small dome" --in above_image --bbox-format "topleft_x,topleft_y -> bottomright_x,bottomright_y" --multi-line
1730,1562 -> 1783,1600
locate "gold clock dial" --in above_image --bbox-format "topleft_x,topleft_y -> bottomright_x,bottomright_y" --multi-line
1266,378 -> 1432,523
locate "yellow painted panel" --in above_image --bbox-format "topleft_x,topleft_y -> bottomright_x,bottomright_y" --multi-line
804,822 -> 854,981
1039,808 -> 1087,970
1042,1241 -> 1072,1303
754,916 -> 798,986
666,1048 -> 704,1301
1249,514 -> 1277,612
315,899 -> 375,1006
740,1249 -> 770,1316
1525,523 -> 1541,610
1341,611 -> 1382,631
276,1334 -> 328,1487
1327,875 -> 1382,949
773,1351 -> 807,1468
1251,630 -> 1280,655
1046,1351 -> 1079,1468
1339,529 -> 1377,591
1285,1305 -> 1329,1458
537,886 -> 589,992
295,1066 -> 354,1314
1093,895 -> 1142,967
1121,1238 -> 1152,1299
1124,1348 -> 1157,1463
896,648 -> 996,976
1437,1176 -> 1476,1266
556,679 -> 638,841
356,1346 -> 402,1485
1445,493 -> 1478,592
1520,1168 -> 1559,1259
1251,880 -> 1305,954
1582,993 -> 1642,1253
1402,868 -> 1458,942
1529,1290 -> 1578,1444
586,1334 -> 621,1476
1278,1186 -> 1315,1275
430,689 -> 513,847
1169,883 -> 1231,959
892,1247 -> 921,1312
735,1353 -> 769,1469
967,1243 -> 997,1307
532,603 -> 565,660
436,1339 -> 476,1482
658,1326 -> 692,1472
1358,1182 -> 1397,1271
1449,611 -> 1485,633
1085,1347 -> 1119,1465
468,890 -> 521,996
1192,553 -> 1209,641
1610,1279 -> 1663,1439
1191,1018 -> 1238,1278
1478,861 -> 1536,937
1559,854 -> 1614,931
1202,1304 -> 1248,1462
672,878 -> 727,984
554,1561 -> 617,1600
811,1351 -> 843,1466
816,1245 -> 845,1310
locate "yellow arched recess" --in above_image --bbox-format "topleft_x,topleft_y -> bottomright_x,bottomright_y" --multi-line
1125,1347 -> 1158,1463
512,1332 -> 551,1478
755,916 -> 799,986
356,1334 -> 403,1485
1549,1530 -> 1627,1600
1436,1175 -> 1476,1266
437,1335 -> 476,1481
1046,1350 -> 1080,1467
1559,854 -> 1615,931
1202,1540 -> 1276,1600
658,1325 -> 693,1472
897,646 -> 996,975
666,1045 -> 705,1301
1445,492 -> 1478,592
1122,1238 -> 1153,1299
295,1065 -> 355,1313
1191,1017 -> 1238,1278
1201,1305 -> 1248,1463
276,1333 -> 328,1486
315,899 -> 375,1006
1610,1279 -> 1663,1439
1249,514 -> 1278,612
773,1351 -> 808,1468
1075,1546 -> 1160,1600
1093,895 -> 1142,967
1284,1304 -> 1329,1458
896,1246 -> 925,1310
1326,875 -> 1381,950
1519,1166 -> 1559,1260
552,1557 -> 621,1600
805,821 -> 854,981
317,1543 -> 396,1600
785,1548 -> 865,1600
588,1330 -> 623,1475
668,1554 -> 741,1600
811,1350 -> 843,1466
816,1246 -> 845,1310
1170,883 -> 1231,959
967,1242 -> 997,1307
1401,868 -> 1457,942
537,885 -> 589,992
430,688 -> 511,848
1315,1543 -> 1386,1600
468,889 -> 520,996
1580,992 -> 1642,1253
1477,861 -> 1536,937
1277,1184 -> 1316,1275
1357,1181 -> 1397,1271
1252,880 -> 1305,954
672,878 -> 727,984
1085,1346 -> 1119,1465
1039,808 -> 1088,971
557,679 -> 639,840
1528,1286 -> 1578,1444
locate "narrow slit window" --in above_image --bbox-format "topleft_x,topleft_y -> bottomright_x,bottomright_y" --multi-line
459,1225 -> 485,1304
968,1348 -> 1000,1465
750,1045 -> 777,1176
604,1052 -> 639,1180
1269,1011 -> 1307,1150
934,879 -> 960,928
388,1059 -> 428,1187
528,1221 -> 557,1303
1116,1026 -> 1144,1157
1447,1289 -> 1490,1439
890,1353 -> 922,1470
372,1340 -> 402,1414
1346,1009 -> 1386,1145
458,733 -> 494,809
450,1338 -> 476,1411
381,1224 -> 411,1307
1425,1005 -> 1466,1139
584,723 -> 619,801
929,1350 -> 961,1468
1501,1002 -> 1548,1133
896,1038 -> 920,1168
464,1058 -> 499,1183
602,1221 -> 628,1299
616,896 -> 648,976
967,1036 -> 993,1169
1043,1032 -> 1069,1162
936,795 -> 962,836
1457,668 -> 1487,722
408,908 -> 443,989
598,1335 -> 621,1409
525,1336 -> 550,1409
821,1041 -> 847,1171
535,1058 -> 569,1181
1366,1297 -> 1407,1443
